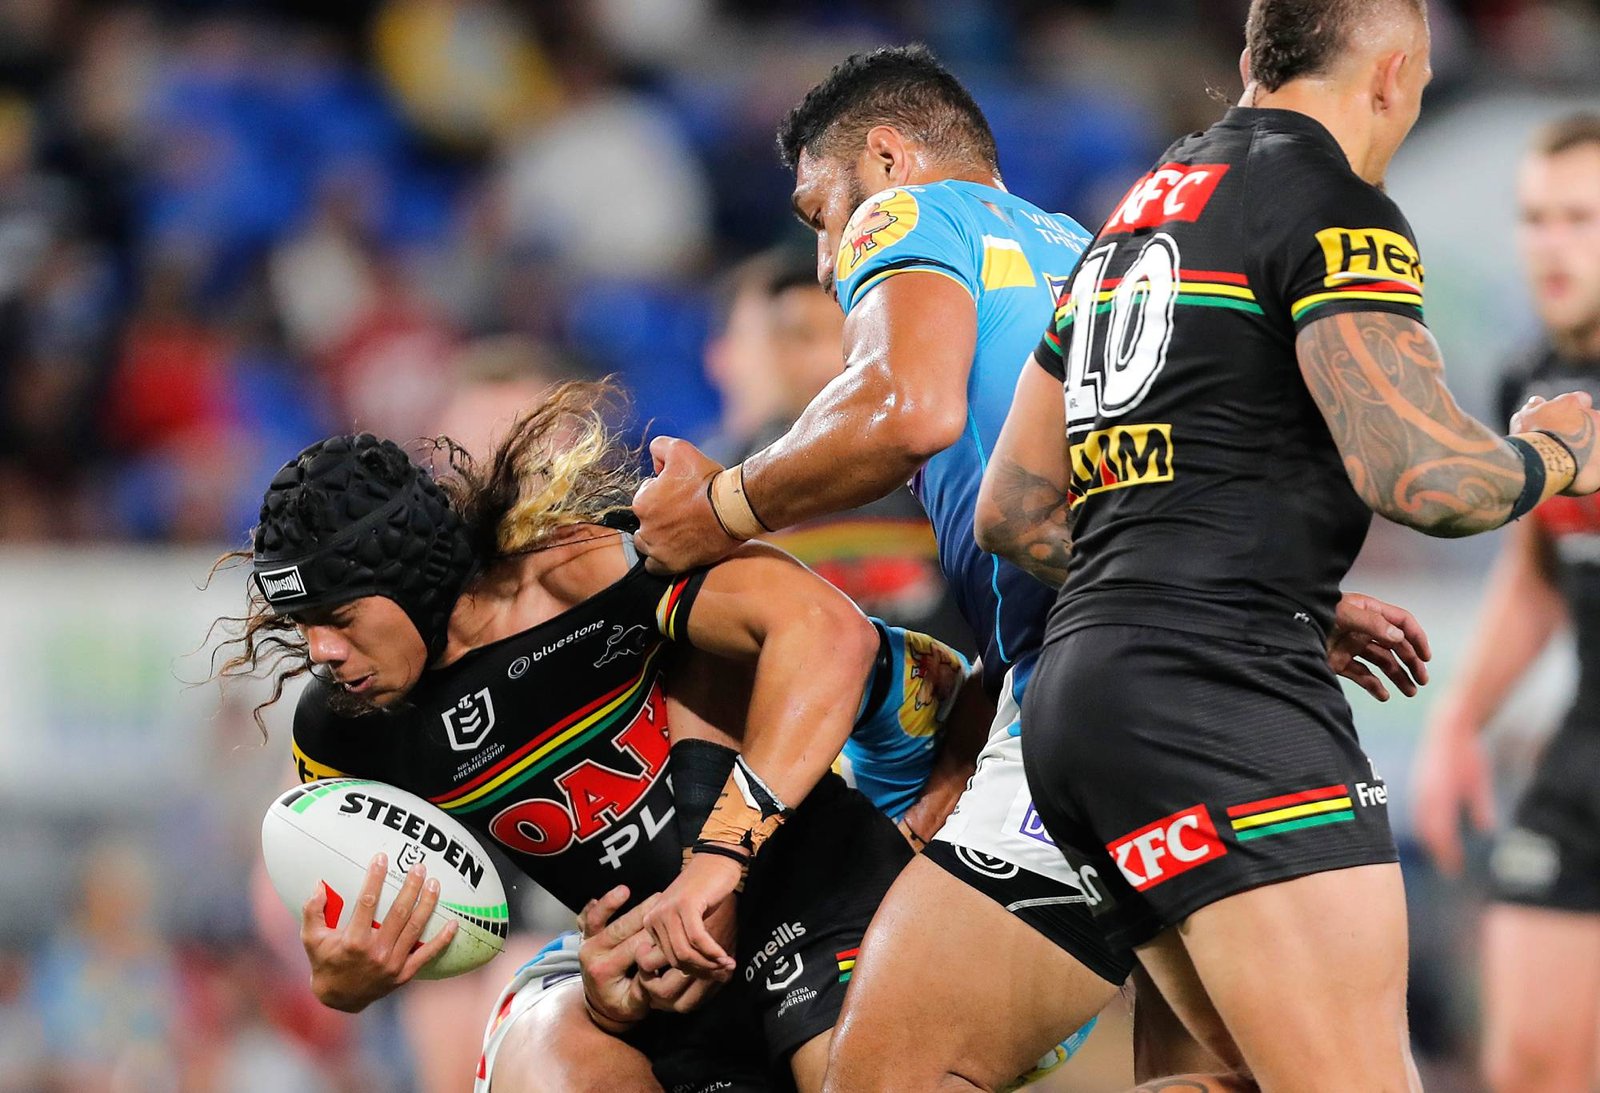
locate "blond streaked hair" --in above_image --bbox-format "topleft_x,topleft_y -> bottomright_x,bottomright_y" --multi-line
434,378 -> 641,558
208,378 -> 640,736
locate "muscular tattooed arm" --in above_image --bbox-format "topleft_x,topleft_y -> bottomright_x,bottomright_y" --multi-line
975,357 -> 1074,587
1297,311 -> 1600,536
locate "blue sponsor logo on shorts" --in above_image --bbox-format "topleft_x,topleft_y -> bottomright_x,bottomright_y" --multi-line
1019,804 -> 1056,846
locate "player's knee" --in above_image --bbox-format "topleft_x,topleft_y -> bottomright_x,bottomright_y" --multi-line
490,989 -> 657,1093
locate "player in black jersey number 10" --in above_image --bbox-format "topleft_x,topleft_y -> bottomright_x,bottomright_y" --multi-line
979,2 -> 1600,1090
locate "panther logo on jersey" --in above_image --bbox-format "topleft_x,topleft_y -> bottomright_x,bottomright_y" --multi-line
836,188 -> 921,281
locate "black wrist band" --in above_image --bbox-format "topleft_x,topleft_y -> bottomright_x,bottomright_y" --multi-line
1506,435 -> 1546,523
690,840 -> 752,865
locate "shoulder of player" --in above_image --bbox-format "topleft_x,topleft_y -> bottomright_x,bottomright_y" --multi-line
835,182 -> 979,306
1244,123 -> 1404,222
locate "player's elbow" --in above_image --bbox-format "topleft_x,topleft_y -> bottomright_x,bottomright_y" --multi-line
879,388 -> 966,466
973,492 -> 1007,557
796,596 -> 879,685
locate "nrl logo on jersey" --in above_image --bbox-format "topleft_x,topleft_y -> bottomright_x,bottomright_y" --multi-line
442,688 -> 496,751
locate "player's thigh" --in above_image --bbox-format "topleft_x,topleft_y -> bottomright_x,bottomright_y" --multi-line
824,853 -> 1120,1093
1481,903 -> 1600,1093
789,1029 -> 831,1093
1170,863 -> 1415,1092
489,979 -> 661,1093
1129,962 -> 1237,1081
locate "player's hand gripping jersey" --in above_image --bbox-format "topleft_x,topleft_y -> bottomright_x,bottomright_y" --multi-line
836,180 -> 1090,689
1035,107 -> 1427,650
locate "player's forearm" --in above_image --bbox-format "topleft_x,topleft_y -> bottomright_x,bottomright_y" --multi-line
739,609 -> 880,807
742,365 -> 963,531
1298,313 -> 1577,536
974,455 -> 1073,588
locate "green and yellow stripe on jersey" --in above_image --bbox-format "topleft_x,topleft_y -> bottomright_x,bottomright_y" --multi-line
1226,783 -> 1355,841
1290,280 -> 1425,323
430,645 -> 666,815
1048,269 -> 1263,343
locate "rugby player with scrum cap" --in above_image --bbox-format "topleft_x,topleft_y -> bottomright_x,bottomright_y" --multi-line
632,44 -> 1433,1089
979,1 -> 1600,1087
217,382 -> 978,1092
1413,113 -> 1600,1093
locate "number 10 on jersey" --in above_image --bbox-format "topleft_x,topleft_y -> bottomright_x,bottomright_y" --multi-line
1060,234 -> 1180,432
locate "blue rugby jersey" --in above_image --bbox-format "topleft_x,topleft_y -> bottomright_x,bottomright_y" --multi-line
835,180 -> 1090,697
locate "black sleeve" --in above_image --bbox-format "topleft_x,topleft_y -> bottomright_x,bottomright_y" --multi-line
290,680 -> 391,784
1032,290 -> 1070,382
640,566 -> 712,643
1251,138 -> 1427,334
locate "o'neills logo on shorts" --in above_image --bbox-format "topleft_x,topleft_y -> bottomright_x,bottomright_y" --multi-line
1106,804 -> 1226,891
258,565 -> 307,602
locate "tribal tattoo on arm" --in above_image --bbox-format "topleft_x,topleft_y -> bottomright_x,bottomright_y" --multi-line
976,456 -> 1074,589
1297,311 -> 1591,537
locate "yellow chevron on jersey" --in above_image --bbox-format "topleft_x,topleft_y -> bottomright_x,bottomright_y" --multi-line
980,235 -> 1037,290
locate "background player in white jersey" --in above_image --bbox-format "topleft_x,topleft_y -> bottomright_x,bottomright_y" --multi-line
632,45 -> 1431,1091
1413,114 -> 1600,1093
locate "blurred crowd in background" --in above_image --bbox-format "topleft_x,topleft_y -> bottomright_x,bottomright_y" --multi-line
1,0 -> 1599,1089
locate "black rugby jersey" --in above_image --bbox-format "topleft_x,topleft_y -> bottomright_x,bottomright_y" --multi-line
1500,345 -> 1600,721
292,555 -> 706,914
1034,107 -> 1428,650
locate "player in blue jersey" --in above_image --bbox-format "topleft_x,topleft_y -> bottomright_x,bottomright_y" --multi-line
634,46 -> 1429,1090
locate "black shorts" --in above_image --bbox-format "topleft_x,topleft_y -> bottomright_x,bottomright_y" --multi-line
640,772 -> 914,1090
738,772 -> 914,1064
1021,624 -> 1397,949
1490,716 -> 1600,913
922,839 -> 1135,985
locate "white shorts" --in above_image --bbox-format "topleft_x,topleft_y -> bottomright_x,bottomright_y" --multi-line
474,931 -> 582,1093
932,667 -> 1082,888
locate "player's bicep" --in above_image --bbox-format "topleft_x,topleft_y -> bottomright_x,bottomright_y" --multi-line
840,273 -> 979,455
678,544 -> 870,662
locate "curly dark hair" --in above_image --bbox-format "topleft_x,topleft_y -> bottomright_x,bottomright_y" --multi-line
776,44 -> 998,173
1246,0 -> 1426,93
210,379 -> 640,735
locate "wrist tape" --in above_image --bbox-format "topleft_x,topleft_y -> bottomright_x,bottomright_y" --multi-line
695,755 -> 791,857
707,465 -> 770,541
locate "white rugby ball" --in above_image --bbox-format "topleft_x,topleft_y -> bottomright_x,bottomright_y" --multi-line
262,778 -> 508,979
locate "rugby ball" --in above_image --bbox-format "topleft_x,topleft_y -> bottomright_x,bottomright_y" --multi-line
262,779 -> 508,979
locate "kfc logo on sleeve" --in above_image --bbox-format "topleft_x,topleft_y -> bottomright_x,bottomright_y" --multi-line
1106,804 -> 1227,891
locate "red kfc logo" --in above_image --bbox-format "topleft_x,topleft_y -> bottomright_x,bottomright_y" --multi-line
1103,164 -> 1229,235
1106,804 -> 1227,891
